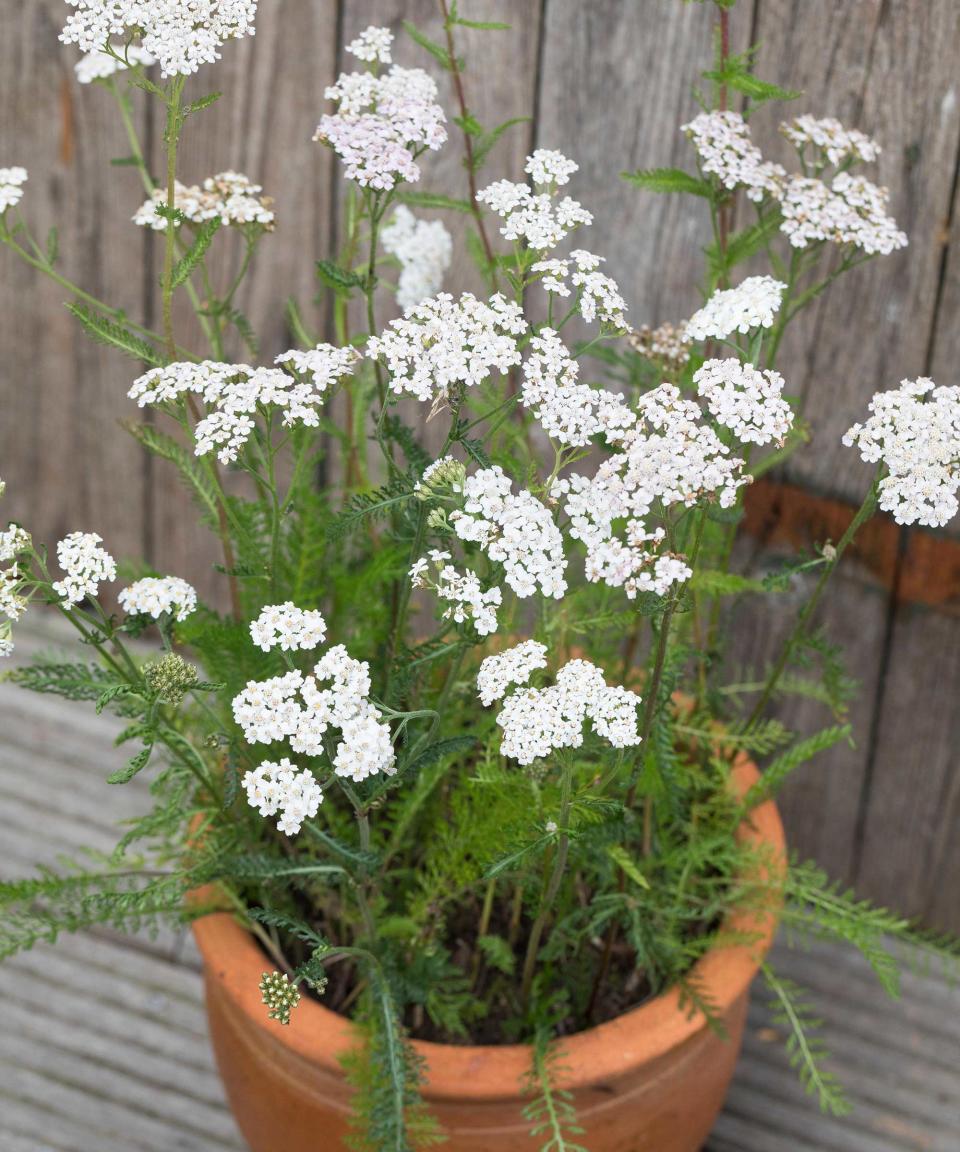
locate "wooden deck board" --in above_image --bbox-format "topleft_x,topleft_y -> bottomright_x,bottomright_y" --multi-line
2,628 -> 958,1150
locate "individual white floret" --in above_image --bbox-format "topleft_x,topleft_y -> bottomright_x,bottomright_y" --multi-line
0,167 -> 27,212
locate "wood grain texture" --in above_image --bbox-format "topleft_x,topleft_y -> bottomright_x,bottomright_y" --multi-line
536,0 -> 755,333
1,2 -> 959,930
750,0 -> 960,506
146,0 -> 340,602
0,0 -> 150,564
854,601 -> 960,931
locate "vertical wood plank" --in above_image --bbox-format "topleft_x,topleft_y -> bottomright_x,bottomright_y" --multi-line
535,0 -> 755,332
750,0 -> 960,505
0,0 -> 149,565
143,1 -> 340,601
337,0 -> 544,309
854,602 -> 960,932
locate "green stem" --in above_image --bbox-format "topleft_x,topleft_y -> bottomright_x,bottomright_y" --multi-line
520,756 -> 574,1011
745,478 -> 879,729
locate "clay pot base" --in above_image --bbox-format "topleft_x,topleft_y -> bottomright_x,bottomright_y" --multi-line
193,756 -> 784,1152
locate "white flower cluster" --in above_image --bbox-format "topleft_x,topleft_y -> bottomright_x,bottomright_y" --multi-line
381,206 -> 452,311
233,644 -> 395,785
780,173 -> 907,255
274,343 -> 362,395
695,358 -> 794,446
0,167 -> 27,213
532,250 -> 627,328
130,353 -> 357,464
250,602 -> 328,653
843,377 -> 960,527
781,115 -> 880,166
133,171 -> 274,231
242,758 -> 323,837
410,551 -> 502,636
685,276 -> 786,341
0,501 -> 31,657
682,110 -> 786,202
52,531 -> 116,606
60,0 -> 258,78
346,24 -> 393,64
484,649 -> 642,765
478,152 -> 592,252
315,60 -> 447,191
119,575 -> 197,621
525,149 -> 579,188
556,384 -> 747,598
521,329 -> 634,447
74,44 -> 154,84
451,466 -> 567,600
367,292 -> 526,404
476,639 -> 548,707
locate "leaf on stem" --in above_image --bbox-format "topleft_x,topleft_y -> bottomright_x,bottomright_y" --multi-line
66,302 -> 162,366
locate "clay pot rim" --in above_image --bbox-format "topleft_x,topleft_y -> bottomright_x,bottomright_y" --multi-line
192,753 -> 784,1102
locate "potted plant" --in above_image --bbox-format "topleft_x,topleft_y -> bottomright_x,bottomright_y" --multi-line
1,2 -> 957,1150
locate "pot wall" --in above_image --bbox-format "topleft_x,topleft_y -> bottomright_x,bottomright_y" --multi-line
194,757 -> 784,1152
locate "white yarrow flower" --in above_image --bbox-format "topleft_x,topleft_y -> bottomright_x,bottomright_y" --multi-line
779,173 -> 907,255
781,115 -> 880,167
682,110 -> 786,202
74,44 -> 155,83
242,757 -> 323,837
491,656 -> 642,766
451,466 -> 567,601
52,531 -> 116,606
60,0 -> 258,78
346,24 -> 393,64
119,575 -> 197,621
367,292 -> 526,404
525,149 -> 579,187
843,377 -> 960,527
0,167 -> 27,212
695,359 -> 794,446
133,171 -> 274,231
250,603 -> 328,653
381,206 -> 452,310
315,65 -> 447,190
476,639 -> 548,707
685,276 -> 786,341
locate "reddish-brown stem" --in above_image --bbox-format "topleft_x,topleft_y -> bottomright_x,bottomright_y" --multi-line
438,0 -> 498,280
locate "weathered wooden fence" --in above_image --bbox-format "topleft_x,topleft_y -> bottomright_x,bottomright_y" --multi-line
1,1 -> 958,930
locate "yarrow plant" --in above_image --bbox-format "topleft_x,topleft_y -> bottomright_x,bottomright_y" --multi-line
2,4 -> 958,1151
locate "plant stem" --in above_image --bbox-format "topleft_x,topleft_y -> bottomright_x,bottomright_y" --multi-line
520,756 -> 574,1011
745,479 -> 879,729
438,0 -> 499,287
161,78 -> 185,361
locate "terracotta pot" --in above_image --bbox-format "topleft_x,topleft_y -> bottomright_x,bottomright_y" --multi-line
193,755 -> 784,1152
